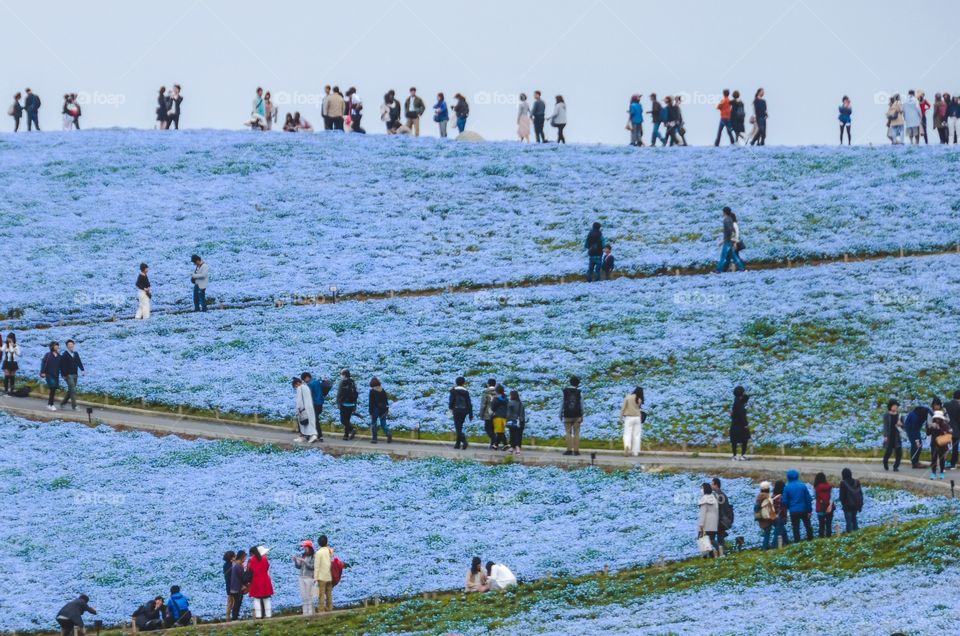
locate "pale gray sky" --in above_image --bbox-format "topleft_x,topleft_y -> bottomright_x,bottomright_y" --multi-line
1,0 -> 955,145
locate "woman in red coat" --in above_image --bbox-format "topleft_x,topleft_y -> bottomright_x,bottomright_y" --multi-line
247,546 -> 274,618
813,472 -> 834,538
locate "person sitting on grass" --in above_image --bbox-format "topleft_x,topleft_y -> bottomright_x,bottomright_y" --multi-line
165,585 -> 192,627
132,596 -> 167,632
485,561 -> 517,590
465,556 -> 490,592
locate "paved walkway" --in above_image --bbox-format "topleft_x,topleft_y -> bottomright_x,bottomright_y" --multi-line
2,395 -> 952,493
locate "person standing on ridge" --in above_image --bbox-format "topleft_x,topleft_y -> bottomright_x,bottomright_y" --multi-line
714,89 -> 735,146
190,254 -> 209,312
882,398 -> 903,471
59,339 -> 85,411
404,87 -> 425,136
838,96 -> 852,145
24,88 -> 41,131
532,90 -> 548,142
449,376 -> 473,450
560,375 -> 583,456
751,88 -> 767,145
336,369 -> 358,440
628,94 -> 644,146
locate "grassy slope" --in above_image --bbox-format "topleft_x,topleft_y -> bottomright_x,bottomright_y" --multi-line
92,515 -> 957,636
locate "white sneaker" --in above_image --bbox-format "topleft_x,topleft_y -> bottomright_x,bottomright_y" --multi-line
731,455 -> 739,461
307,435 -> 318,444
47,405 -> 57,411
739,455 -> 747,461
293,435 -> 307,443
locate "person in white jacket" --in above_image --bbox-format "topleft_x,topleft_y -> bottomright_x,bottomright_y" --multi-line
698,483 -> 720,558
2,332 -> 21,395
485,562 -> 517,590
293,377 -> 318,443
620,387 -> 645,456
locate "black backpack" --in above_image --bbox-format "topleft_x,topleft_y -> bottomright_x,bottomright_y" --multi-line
319,379 -> 334,398
846,480 -> 864,512
562,388 -> 582,418
341,379 -> 358,403
451,389 -> 470,413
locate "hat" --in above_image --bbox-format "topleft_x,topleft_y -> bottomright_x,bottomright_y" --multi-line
257,545 -> 271,555
933,410 -> 947,421
759,481 -> 771,491
300,540 -> 314,550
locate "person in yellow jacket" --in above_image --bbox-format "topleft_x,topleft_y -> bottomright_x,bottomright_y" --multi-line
313,535 -> 336,612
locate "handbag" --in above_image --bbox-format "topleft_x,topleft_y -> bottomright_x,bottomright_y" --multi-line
936,433 -> 953,447
735,239 -> 746,251
697,535 -> 713,553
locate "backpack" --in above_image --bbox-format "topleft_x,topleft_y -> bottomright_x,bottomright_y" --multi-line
756,496 -> 775,521
718,494 -> 734,530
12,387 -> 31,398
341,379 -> 358,403
846,480 -> 864,512
241,569 -> 254,585
562,388 -> 582,418
319,378 -> 334,398
331,557 -> 344,587
451,389 -> 470,413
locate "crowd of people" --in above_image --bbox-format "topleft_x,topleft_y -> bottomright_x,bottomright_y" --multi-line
883,90 -> 960,145
698,468 -> 865,558
881,395 -> 960,480
154,85 -> 184,130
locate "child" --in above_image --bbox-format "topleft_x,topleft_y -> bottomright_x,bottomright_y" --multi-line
601,245 -> 615,280
507,390 -> 526,453
492,385 -> 509,450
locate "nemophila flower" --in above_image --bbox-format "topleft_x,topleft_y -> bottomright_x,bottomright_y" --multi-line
25,253 -> 960,447
0,130 -> 957,324
0,415 -> 948,631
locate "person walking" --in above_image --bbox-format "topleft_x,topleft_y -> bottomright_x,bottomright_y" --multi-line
380,90 -> 402,134
532,90 -> 548,142
648,94 -> 667,146
61,94 -> 75,130
517,93 -> 532,142
585,222 -> 604,282
674,95 -> 689,145
403,87 -> 425,136
782,469 -> 814,542
715,207 -> 745,273
434,92 -> 449,138
949,95 -> 960,143
918,90 -> 930,144
228,550 -> 247,621
190,254 -> 209,312
449,376 -> 473,449
248,87 -> 265,130
293,540 -> 316,615
301,372 -> 330,440
755,481 -> 777,550
751,88 -> 767,145
928,409 -> 951,480
838,96 -> 852,145
711,478 -> 733,555
620,386 -> 645,456
314,535 -> 336,613
838,468 -> 863,532
478,378 -> 497,448
336,369 -> 358,440
453,93 -> 469,134
903,404 -> 930,468
550,95 -> 566,143
222,551 -> 235,621
945,391 -> 960,469
24,88 -> 41,131
730,91 -> 746,143
507,389 -> 526,453
663,96 -> 681,146
368,377 -> 392,443
70,93 -> 81,130
933,94 -> 948,143
491,384 -> 509,450
247,546 -> 274,619
714,89 -> 735,146
293,377 -> 319,444
772,479 -> 789,548
39,341 -> 62,411
135,262 -> 152,320
904,90 -> 922,145
10,92 -> 23,132
2,332 -> 21,395
886,95 -> 904,144
813,472 -> 834,538
730,385 -> 750,460
882,398 -> 903,471
697,482 -> 719,558
55,595 -> 97,636
59,339 -> 84,411
628,94 -> 644,146
560,375 -> 583,456
345,87 -> 365,133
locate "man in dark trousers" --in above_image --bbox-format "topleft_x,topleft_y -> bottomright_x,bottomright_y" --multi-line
449,376 -> 473,450
24,88 -> 41,131
712,477 -> 734,555
478,378 -> 497,448
336,369 -> 358,440
882,399 -> 903,471
585,222 -> 604,282
39,341 -> 61,411
132,596 -> 168,632
56,594 -> 97,636
945,390 -> 960,468
169,84 -> 183,129
560,375 -> 583,456
59,339 -> 85,410
532,91 -> 548,142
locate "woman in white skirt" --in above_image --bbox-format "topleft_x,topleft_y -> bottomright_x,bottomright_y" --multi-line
620,386 -> 645,456
293,377 -> 318,443
292,540 -> 317,615
134,262 -> 151,319
517,93 -> 531,142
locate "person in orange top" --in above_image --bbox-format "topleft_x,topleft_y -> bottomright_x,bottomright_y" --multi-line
714,88 -> 735,146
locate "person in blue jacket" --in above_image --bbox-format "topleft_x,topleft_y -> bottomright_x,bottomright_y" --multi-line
903,404 -> 930,468
628,94 -> 644,146
782,469 -> 813,542
165,586 -> 192,628
433,92 -> 449,138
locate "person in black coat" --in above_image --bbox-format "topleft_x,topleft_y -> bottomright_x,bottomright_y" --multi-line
585,222 -> 604,282
11,92 -> 23,131
24,88 -> 41,131
368,376 -> 391,443
39,341 -> 62,410
156,86 -> 169,129
55,595 -> 97,636
944,390 -> 960,468
132,597 -> 168,632
750,88 -> 768,145
168,85 -> 183,129
730,386 -> 750,460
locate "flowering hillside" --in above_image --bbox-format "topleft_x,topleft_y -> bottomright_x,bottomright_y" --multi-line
0,415 -> 946,632
2,130 -> 958,324
27,253 -> 960,447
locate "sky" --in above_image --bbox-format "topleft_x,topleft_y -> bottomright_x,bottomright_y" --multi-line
1,0 -> 956,146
